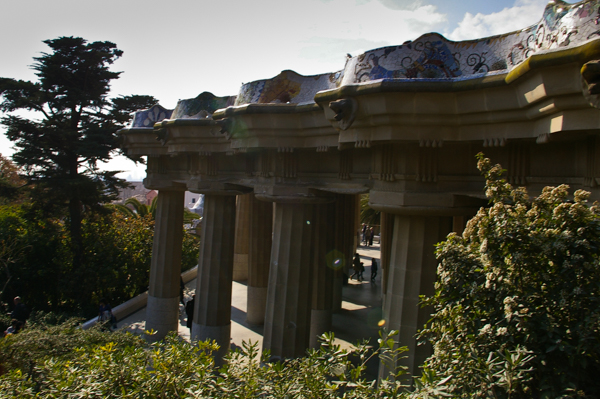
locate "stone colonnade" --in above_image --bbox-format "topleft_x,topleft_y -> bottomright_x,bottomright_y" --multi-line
132,36 -> 600,378
145,188 -> 465,377
146,191 -> 365,361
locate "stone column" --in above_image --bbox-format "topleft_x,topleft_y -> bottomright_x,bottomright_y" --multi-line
192,194 -> 237,362
247,196 -> 273,325
379,212 -> 395,297
263,202 -> 315,359
332,194 -> 356,312
309,202 -> 336,348
380,215 -> 452,379
146,189 -> 185,342
452,215 -> 466,235
232,194 -> 251,281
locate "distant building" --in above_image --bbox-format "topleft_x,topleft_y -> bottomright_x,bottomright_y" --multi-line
116,182 -> 200,208
116,182 -> 148,203
146,190 -> 158,205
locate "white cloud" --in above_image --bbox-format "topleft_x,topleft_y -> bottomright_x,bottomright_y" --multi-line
293,0 -> 446,64
376,0 -> 424,11
447,0 -> 550,41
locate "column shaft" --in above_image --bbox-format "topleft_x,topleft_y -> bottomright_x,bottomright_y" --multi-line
192,194 -> 237,361
379,211 -> 395,297
263,202 -> 315,359
146,190 -> 185,341
380,215 -> 451,379
310,202 -> 336,348
332,194 -> 356,311
233,194 -> 251,281
247,196 -> 273,325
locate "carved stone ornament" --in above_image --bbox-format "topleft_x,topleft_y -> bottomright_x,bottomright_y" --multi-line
581,60 -> 600,109
155,128 -> 170,146
217,118 -> 234,140
328,97 -> 358,131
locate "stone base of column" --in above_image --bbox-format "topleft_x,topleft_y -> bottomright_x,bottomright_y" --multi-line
309,309 -> 332,349
247,286 -> 267,325
145,295 -> 179,342
191,323 -> 231,364
233,253 -> 249,281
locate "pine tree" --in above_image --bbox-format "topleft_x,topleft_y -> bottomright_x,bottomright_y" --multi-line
0,36 -> 156,286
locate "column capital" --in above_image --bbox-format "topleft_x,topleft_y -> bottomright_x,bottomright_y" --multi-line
142,180 -> 188,192
254,185 -> 336,204
187,181 -> 252,196
368,190 -> 486,217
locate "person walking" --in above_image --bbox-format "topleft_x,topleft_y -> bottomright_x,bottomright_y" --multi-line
361,224 -> 367,245
371,258 -> 378,282
185,295 -> 195,333
351,253 -> 362,281
368,227 -> 375,246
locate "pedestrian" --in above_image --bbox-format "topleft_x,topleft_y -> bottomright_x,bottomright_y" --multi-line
371,258 -> 378,282
351,253 -> 362,281
361,224 -> 367,245
98,298 -> 117,330
185,295 -> 195,333
11,296 -> 29,325
368,227 -> 375,246
359,260 -> 365,280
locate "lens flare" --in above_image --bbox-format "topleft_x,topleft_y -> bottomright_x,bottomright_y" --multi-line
325,250 -> 345,270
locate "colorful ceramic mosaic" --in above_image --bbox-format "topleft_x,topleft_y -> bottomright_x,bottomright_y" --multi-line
342,0 -> 600,85
171,92 -> 236,119
132,0 -> 600,118
234,70 -> 342,106
130,104 -> 173,128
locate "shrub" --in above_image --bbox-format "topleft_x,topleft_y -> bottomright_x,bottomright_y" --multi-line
0,320 -> 430,398
420,155 -> 600,398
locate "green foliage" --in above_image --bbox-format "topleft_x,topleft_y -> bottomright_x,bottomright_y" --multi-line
0,317 -> 144,377
1,322 -> 429,398
0,36 -> 157,279
122,196 -> 200,224
359,194 -> 380,226
124,197 -> 154,218
0,203 -> 199,318
0,203 -> 67,312
420,154 -> 600,398
0,154 -> 24,204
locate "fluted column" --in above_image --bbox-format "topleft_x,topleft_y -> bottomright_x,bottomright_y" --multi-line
332,194 -> 357,311
146,190 -> 185,342
379,212 -> 395,298
232,194 -> 251,281
247,196 -> 273,325
192,194 -> 237,362
263,202 -> 315,359
310,202 -> 336,348
380,215 -> 452,379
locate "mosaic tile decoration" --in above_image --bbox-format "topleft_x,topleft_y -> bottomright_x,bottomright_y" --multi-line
131,0 -> 600,118
342,0 -> 600,85
130,104 -> 173,128
172,92 -> 237,119
231,0 -> 600,106
234,69 -> 343,106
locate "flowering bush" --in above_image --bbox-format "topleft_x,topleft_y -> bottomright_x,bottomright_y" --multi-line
420,154 -> 600,398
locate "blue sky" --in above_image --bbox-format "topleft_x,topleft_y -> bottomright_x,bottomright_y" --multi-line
0,0 -> 578,180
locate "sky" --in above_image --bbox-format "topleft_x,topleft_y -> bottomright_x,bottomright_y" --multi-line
0,0 -> 577,180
